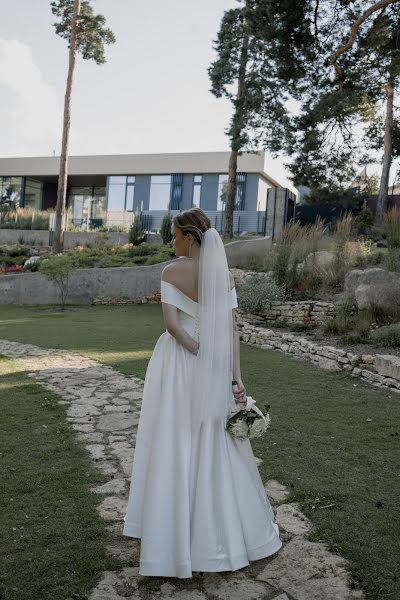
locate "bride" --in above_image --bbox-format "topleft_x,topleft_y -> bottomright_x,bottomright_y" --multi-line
123,207 -> 282,578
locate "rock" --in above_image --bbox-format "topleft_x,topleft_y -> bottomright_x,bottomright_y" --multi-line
257,537 -> 362,600
97,496 -> 127,521
345,268 -> 400,311
88,568 -> 140,600
109,441 -> 134,476
91,479 -> 126,495
97,413 -> 138,432
203,571 -> 274,600
85,444 -> 107,460
265,480 -> 290,504
375,354 -> 400,382
275,503 -> 313,536
315,357 -> 341,372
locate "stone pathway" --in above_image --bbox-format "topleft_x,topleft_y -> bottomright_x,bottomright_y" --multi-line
0,338 -> 365,600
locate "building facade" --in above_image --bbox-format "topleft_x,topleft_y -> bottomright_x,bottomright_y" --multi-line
0,151 -> 296,237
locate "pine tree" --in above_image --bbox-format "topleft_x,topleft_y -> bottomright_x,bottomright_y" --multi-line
50,0 -> 115,253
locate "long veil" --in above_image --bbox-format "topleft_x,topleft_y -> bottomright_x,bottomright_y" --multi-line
190,227 -> 234,430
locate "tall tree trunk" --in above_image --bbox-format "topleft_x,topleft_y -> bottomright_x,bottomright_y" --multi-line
376,78 -> 395,224
223,23 -> 249,239
52,0 -> 81,254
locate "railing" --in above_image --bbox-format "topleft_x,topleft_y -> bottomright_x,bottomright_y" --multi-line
141,210 -> 267,235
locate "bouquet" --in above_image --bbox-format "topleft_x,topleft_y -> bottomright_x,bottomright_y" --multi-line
226,395 -> 271,440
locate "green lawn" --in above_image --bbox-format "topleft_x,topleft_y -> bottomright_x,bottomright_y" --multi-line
0,354 -> 121,600
0,303 -> 399,600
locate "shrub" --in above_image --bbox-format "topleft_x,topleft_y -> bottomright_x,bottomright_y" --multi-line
383,206 -> 400,249
323,316 -> 351,336
129,213 -> 146,246
39,255 -> 75,310
370,323 -> 400,347
289,322 -> 313,333
385,248 -> 400,272
353,207 -> 374,235
354,312 -> 373,339
7,246 -> 30,257
340,334 -> 369,346
128,243 -> 158,257
160,213 -> 173,245
237,275 -> 286,314
145,253 -> 168,266
332,212 -> 353,285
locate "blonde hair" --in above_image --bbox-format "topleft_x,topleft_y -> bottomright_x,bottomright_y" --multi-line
172,207 -> 211,245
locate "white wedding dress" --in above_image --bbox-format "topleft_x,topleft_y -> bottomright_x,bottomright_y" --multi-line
123,280 -> 283,578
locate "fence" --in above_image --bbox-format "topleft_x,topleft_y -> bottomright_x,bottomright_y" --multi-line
140,210 -> 268,235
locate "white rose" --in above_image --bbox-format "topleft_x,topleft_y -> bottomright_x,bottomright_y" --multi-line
249,415 -> 270,439
230,419 -> 249,439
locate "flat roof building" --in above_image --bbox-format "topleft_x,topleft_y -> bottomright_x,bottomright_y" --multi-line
0,151 -> 296,238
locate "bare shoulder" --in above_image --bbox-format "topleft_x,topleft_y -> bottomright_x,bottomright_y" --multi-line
161,262 -> 175,282
161,259 -> 184,283
228,270 -> 235,291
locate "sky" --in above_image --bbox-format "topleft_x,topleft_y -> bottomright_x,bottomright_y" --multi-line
0,1 -> 397,192
0,0 -> 300,191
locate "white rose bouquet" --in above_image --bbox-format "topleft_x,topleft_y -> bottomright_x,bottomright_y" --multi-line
226,395 -> 271,440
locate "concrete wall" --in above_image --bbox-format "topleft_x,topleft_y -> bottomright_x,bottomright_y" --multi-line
0,237 -> 272,305
224,236 -> 272,268
0,230 -> 164,247
0,259 -> 178,305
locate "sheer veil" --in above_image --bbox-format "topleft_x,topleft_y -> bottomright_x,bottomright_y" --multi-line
190,227 -> 233,430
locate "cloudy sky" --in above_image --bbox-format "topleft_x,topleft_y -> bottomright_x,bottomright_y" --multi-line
0,1 -> 397,190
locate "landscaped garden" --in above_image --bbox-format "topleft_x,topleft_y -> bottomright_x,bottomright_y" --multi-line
230,208 -> 400,355
0,302 -> 399,600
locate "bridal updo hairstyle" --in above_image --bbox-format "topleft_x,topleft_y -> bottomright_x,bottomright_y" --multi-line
172,207 -> 211,245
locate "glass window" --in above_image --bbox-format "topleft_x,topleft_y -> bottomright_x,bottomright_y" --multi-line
149,175 -> 172,210
69,186 -> 106,226
0,176 -> 22,210
91,187 -> 106,219
217,174 -> 229,211
107,178 -> 126,212
109,176 -> 126,185
126,185 -> 135,212
24,178 -> 43,210
217,173 -> 246,211
106,176 -> 135,212
192,175 -> 202,207
192,185 -> 201,207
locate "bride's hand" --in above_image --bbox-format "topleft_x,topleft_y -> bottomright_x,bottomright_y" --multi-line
191,340 -> 200,355
232,379 -> 246,407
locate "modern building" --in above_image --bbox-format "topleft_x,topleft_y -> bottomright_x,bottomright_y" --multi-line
0,151 -> 296,238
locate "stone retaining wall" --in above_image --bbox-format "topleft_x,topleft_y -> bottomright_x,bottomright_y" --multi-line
239,301 -> 338,327
230,269 -> 337,324
236,313 -> 400,395
92,292 -> 161,305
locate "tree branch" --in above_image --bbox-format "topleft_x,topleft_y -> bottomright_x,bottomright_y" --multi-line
330,0 -> 400,92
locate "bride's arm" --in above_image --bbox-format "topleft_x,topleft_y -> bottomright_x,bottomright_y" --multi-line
162,302 -> 199,354
229,271 -> 246,405
232,307 -> 246,404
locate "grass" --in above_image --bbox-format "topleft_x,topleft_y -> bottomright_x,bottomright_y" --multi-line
0,304 -> 399,599
0,355 -> 121,600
